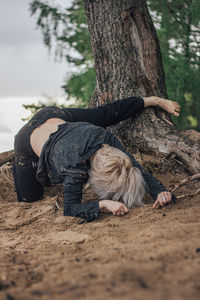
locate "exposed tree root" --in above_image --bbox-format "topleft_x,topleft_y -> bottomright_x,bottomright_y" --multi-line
170,173 -> 200,192
175,187 -> 200,200
0,150 -> 14,167
0,163 -> 13,185
169,173 -> 200,200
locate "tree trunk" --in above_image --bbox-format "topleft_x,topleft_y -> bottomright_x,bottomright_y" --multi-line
0,0 -> 199,173
83,0 -> 200,174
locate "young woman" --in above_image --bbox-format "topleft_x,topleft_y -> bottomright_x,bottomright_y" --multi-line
13,96 -> 180,222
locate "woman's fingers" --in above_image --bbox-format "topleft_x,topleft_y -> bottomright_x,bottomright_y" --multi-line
113,203 -> 129,216
157,98 -> 181,117
173,107 -> 180,116
152,199 -> 159,208
153,192 -> 172,208
164,192 -> 172,203
123,205 -> 129,213
159,192 -> 171,205
102,200 -> 129,216
174,111 -> 179,117
115,208 -> 124,216
120,204 -> 129,214
174,102 -> 181,116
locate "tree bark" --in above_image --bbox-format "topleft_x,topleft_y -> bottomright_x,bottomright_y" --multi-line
83,0 -> 200,174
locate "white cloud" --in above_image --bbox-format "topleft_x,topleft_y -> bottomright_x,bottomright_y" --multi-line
0,0 -> 73,98
0,43 -> 72,97
0,124 -> 12,134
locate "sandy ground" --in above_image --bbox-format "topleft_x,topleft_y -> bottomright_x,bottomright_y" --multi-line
0,155 -> 200,300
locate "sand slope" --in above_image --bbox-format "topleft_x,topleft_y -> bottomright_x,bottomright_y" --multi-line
0,156 -> 200,300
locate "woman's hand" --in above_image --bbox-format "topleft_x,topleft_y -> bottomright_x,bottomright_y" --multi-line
99,200 -> 129,216
143,96 -> 180,117
153,191 -> 172,208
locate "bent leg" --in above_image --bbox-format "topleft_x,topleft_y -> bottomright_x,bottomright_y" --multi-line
13,158 -> 44,202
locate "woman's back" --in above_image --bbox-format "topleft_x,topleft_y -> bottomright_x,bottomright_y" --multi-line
30,118 -> 66,157
14,106 -> 69,160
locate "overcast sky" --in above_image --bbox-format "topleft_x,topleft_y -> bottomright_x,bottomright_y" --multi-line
0,0 -> 73,97
0,0 -> 73,151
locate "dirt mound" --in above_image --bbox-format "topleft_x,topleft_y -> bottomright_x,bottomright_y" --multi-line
0,155 -> 200,300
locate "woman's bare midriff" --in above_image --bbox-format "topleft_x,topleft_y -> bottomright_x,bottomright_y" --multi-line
30,118 -> 66,157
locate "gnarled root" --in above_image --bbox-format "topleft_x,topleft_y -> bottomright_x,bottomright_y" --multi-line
0,150 -> 14,167
170,173 -> 200,192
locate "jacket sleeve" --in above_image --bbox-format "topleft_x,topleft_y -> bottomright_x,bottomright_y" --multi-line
62,168 -> 99,222
119,149 -> 168,200
128,155 -> 176,202
127,156 -> 167,200
62,97 -> 144,128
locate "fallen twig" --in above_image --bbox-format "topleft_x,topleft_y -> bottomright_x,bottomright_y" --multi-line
170,173 -> 200,192
175,187 -> 200,199
55,198 -> 60,211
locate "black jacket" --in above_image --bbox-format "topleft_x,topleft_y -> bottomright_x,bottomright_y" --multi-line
36,121 -> 168,222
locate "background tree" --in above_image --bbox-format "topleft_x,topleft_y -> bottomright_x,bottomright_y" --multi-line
148,0 -> 200,130
25,0 -> 200,174
30,0 -> 95,106
29,0 -> 200,131
82,0 -> 200,173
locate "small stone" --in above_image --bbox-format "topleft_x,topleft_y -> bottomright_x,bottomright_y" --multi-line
196,248 -> 200,253
54,216 -> 66,224
6,294 -> 15,300
88,273 -> 97,279
31,290 -> 43,296
138,278 -> 149,289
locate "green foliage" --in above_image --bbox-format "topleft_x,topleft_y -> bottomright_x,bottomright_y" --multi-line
148,0 -> 200,130
62,67 -> 96,106
29,0 -> 95,106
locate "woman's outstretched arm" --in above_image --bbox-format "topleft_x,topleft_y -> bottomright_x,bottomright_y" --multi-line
62,168 -> 100,222
62,96 -> 180,128
62,96 -> 144,127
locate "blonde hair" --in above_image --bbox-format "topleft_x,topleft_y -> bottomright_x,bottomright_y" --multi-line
89,144 -> 147,208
